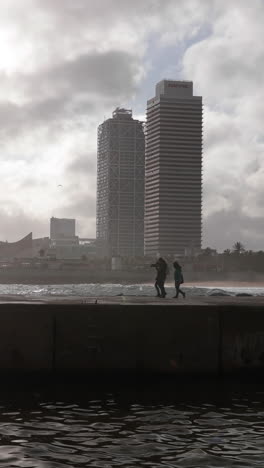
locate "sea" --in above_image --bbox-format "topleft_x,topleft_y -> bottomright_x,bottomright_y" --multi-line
1,380 -> 264,467
1,282 -> 264,467
0,282 -> 264,298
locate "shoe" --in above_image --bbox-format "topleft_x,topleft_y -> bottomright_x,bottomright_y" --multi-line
156,294 -> 161,297
161,293 -> 167,298
173,295 -> 178,298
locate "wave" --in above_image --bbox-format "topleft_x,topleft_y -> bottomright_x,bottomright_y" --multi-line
0,283 -> 263,297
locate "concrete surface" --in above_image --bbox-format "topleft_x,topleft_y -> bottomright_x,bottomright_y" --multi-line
0,295 -> 263,374
0,305 -> 53,371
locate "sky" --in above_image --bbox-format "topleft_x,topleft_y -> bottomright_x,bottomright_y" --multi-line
0,0 -> 263,251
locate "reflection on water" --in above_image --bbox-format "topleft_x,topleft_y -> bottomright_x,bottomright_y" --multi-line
0,380 -> 264,467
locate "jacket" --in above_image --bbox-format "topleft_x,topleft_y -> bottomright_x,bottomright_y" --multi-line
174,267 -> 183,283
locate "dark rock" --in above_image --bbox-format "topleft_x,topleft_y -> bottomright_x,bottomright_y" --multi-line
209,289 -> 231,297
236,293 -> 253,297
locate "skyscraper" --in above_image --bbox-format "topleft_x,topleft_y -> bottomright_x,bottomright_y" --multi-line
145,80 -> 202,256
96,108 -> 145,257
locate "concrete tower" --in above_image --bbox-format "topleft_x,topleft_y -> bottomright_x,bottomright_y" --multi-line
144,80 -> 202,256
96,108 -> 145,257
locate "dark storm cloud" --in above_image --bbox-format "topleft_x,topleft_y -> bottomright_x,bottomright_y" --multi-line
19,50 -> 141,102
0,49 -> 141,140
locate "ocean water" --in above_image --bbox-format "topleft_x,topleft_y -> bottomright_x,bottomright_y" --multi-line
0,283 -> 264,297
1,381 -> 264,467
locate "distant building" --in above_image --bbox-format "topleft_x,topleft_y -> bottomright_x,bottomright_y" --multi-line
0,233 -> 33,259
96,108 -> 145,257
79,238 -> 96,252
52,243 -> 96,260
32,237 -> 50,256
50,217 -> 75,239
50,217 -> 78,247
144,79 -> 203,256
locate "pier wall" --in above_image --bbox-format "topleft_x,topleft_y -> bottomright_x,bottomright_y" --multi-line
0,300 -> 264,374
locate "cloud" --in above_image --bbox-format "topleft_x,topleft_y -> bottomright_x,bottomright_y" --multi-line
63,196 -> 96,221
0,0 -> 150,243
7,50 -> 143,103
0,207 -> 48,241
0,0 -> 263,251
204,208 -> 264,252
182,0 -> 264,249
0,49 -> 143,138
68,153 -> 97,175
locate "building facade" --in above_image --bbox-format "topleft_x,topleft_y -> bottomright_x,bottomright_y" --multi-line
96,108 -> 145,257
145,80 -> 202,256
0,233 -> 33,259
50,217 -> 76,242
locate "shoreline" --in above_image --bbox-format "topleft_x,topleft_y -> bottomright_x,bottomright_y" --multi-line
1,280 -> 264,288
185,281 -> 264,288
1,268 -> 264,286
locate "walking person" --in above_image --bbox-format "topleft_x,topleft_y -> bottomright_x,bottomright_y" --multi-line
151,257 -> 168,298
173,261 -> 186,298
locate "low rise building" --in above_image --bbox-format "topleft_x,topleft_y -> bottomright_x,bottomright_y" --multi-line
0,233 -> 33,260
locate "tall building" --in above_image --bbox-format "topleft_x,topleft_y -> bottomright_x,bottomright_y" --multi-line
145,80 -> 202,256
96,108 -> 145,257
50,217 -> 78,246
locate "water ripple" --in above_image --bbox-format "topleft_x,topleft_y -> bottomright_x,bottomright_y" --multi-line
0,386 -> 264,467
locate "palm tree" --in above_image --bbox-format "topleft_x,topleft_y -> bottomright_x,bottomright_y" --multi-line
232,241 -> 245,254
203,247 -> 216,256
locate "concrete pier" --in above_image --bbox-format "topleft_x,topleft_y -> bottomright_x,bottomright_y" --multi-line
0,296 -> 264,375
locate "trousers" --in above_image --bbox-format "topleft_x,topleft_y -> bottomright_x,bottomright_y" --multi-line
175,281 -> 185,298
155,277 -> 166,297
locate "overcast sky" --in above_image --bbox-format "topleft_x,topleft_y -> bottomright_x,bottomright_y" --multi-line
0,0 -> 263,251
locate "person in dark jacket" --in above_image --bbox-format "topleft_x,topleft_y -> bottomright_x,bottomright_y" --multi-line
173,261 -> 186,298
151,257 -> 168,298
